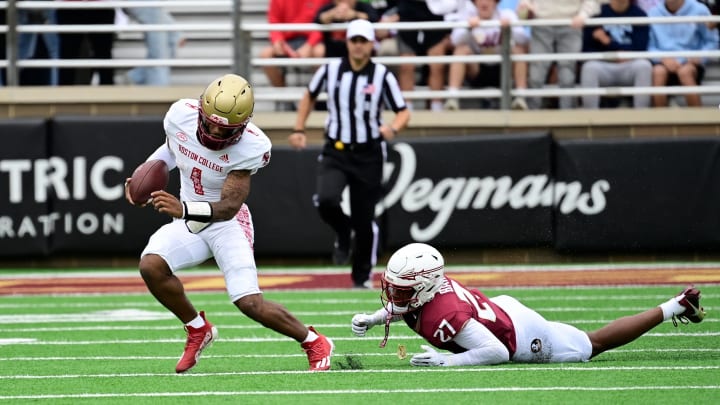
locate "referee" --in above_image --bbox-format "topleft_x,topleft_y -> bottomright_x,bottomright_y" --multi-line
289,19 -> 410,288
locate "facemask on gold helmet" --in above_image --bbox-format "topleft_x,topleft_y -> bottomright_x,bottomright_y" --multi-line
197,74 -> 254,150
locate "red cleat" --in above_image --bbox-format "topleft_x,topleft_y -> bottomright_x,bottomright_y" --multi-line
175,311 -> 218,373
301,326 -> 334,371
672,286 -> 706,327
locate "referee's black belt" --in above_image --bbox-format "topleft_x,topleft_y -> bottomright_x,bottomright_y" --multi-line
325,138 -> 382,153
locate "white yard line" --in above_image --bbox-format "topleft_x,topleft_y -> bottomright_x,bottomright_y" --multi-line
2,261 -> 720,279
2,348 -> 720,362
0,305 -> 708,323
0,365 -> 718,380
2,318 -> 718,333
1,332 -> 718,347
6,385 -> 720,400
0,293 -> 716,309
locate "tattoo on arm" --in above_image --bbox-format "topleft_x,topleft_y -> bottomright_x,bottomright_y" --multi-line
213,170 -> 251,220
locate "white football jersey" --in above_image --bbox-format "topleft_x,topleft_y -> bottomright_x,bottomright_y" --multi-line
162,98 -> 271,203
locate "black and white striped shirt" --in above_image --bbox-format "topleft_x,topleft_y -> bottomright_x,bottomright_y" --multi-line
308,58 -> 407,145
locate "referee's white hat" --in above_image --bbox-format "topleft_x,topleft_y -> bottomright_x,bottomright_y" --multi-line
346,19 -> 375,42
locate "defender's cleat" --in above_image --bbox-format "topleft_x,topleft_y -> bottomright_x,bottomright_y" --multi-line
302,326 -> 334,371
672,286 -> 706,327
176,311 -> 218,373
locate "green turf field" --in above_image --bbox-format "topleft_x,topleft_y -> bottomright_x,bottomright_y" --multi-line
0,285 -> 717,404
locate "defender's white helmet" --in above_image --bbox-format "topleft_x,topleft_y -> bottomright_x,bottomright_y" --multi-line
381,243 -> 445,314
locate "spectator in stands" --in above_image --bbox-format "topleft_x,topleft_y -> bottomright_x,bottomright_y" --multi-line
699,0 -> 720,46
646,0 -> 719,16
499,0 -> 532,41
361,0 -> 397,17
260,0 -> 326,94
499,0 -> 532,107
362,1 -> 400,61
579,0 -> 651,108
499,0 -> 531,32
121,4 -> 183,86
637,0 -> 664,12
648,0 -> 719,107
444,0 -> 530,110
396,0 -> 454,111
315,0 -> 380,58
521,0 -> 601,109
18,3 -> 59,85
57,1 -> 115,85
641,1 -> 717,42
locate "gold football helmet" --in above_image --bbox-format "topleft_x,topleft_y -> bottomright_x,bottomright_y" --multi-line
197,74 -> 255,150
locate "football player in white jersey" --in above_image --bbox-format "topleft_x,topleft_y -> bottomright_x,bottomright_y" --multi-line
125,74 -> 334,373
351,243 -> 705,366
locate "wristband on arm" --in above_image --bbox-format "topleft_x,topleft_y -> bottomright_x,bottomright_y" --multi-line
182,201 -> 213,222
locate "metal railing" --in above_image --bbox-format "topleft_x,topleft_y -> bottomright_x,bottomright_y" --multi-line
1,1 -> 719,109
0,0 -> 251,84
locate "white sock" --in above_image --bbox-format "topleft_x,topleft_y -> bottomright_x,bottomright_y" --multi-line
658,296 -> 685,321
430,101 -> 444,111
186,314 -> 206,329
303,329 -> 319,343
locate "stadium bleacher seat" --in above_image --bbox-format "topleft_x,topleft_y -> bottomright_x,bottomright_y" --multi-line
106,1 -> 720,110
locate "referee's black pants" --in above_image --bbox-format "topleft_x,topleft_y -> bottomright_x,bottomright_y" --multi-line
315,141 -> 384,286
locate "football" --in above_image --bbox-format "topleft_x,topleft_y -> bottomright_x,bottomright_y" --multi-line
128,159 -> 169,204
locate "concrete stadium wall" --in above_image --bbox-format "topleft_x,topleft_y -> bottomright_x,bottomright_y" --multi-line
1,86 -> 718,144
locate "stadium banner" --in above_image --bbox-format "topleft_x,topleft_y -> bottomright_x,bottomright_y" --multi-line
249,133 -> 554,255
380,133 -> 554,249
0,119 -> 51,256
3,117 -> 720,258
246,146 -> 333,255
554,137 -> 720,251
47,117 -> 178,254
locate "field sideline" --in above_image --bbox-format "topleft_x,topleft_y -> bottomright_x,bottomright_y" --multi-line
0,263 -> 718,404
2,261 -> 720,294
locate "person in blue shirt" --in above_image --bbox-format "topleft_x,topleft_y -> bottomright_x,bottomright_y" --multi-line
122,4 -> 182,86
580,0 -> 651,108
18,4 -> 60,85
637,0 -> 663,12
648,0 -> 719,106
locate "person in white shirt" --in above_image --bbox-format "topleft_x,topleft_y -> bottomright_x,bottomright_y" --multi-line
125,74 -> 334,373
444,0 -> 530,110
519,0 -> 600,109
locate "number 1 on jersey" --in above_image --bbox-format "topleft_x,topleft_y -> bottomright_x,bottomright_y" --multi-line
190,167 -> 205,195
